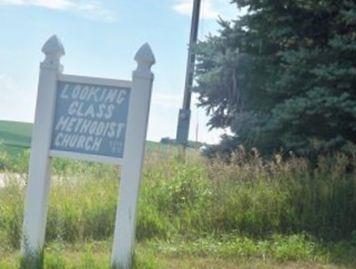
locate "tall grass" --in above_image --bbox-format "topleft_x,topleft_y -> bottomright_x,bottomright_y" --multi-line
0,147 -> 355,253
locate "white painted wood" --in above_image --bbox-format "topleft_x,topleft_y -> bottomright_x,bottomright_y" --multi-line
58,73 -> 132,88
50,150 -> 123,165
111,43 -> 155,269
21,35 -> 64,256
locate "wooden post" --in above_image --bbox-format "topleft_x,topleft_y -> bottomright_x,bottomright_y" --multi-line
176,0 -> 201,147
21,35 -> 64,263
111,43 -> 155,269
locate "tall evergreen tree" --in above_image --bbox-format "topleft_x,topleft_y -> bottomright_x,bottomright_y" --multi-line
195,0 -> 356,157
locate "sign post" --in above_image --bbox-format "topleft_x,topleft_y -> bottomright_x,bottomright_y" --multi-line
111,44 -> 155,269
21,35 -> 64,264
21,35 -> 155,269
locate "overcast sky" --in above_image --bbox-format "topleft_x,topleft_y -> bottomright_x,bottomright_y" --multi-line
0,0 -> 241,143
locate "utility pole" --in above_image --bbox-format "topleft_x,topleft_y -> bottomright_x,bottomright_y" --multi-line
176,0 -> 201,147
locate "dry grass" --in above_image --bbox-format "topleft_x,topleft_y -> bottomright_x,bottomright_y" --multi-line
1,149 -> 356,268
158,258 -> 353,269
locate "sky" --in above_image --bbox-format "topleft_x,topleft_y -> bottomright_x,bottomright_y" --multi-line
0,0 -> 240,144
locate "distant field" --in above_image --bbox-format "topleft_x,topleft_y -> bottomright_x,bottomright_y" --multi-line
0,120 -> 173,158
0,120 -> 32,157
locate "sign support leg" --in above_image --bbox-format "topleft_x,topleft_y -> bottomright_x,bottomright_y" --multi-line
111,43 -> 155,269
21,35 -> 65,266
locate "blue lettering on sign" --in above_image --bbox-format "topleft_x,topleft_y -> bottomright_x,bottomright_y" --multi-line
50,81 -> 130,158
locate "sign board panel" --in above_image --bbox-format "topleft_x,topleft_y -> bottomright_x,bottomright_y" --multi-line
51,80 -> 130,158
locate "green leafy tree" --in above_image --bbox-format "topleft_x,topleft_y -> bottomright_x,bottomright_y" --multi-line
195,0 -> 356,157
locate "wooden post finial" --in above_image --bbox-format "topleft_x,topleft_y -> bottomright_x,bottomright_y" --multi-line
134,43 -> 155,76
41,35 -> 65,70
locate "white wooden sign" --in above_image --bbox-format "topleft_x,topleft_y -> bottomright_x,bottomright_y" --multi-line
51,79 -> 131,159
21,35 -> 155,269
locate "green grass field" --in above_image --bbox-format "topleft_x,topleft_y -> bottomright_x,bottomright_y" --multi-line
0,121 -> 356,268
0,121 -> 32,157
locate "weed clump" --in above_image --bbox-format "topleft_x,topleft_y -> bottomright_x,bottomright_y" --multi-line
0,148 -> 355,250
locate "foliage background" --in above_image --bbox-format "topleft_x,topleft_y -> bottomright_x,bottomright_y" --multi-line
195,0 -> 356,157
